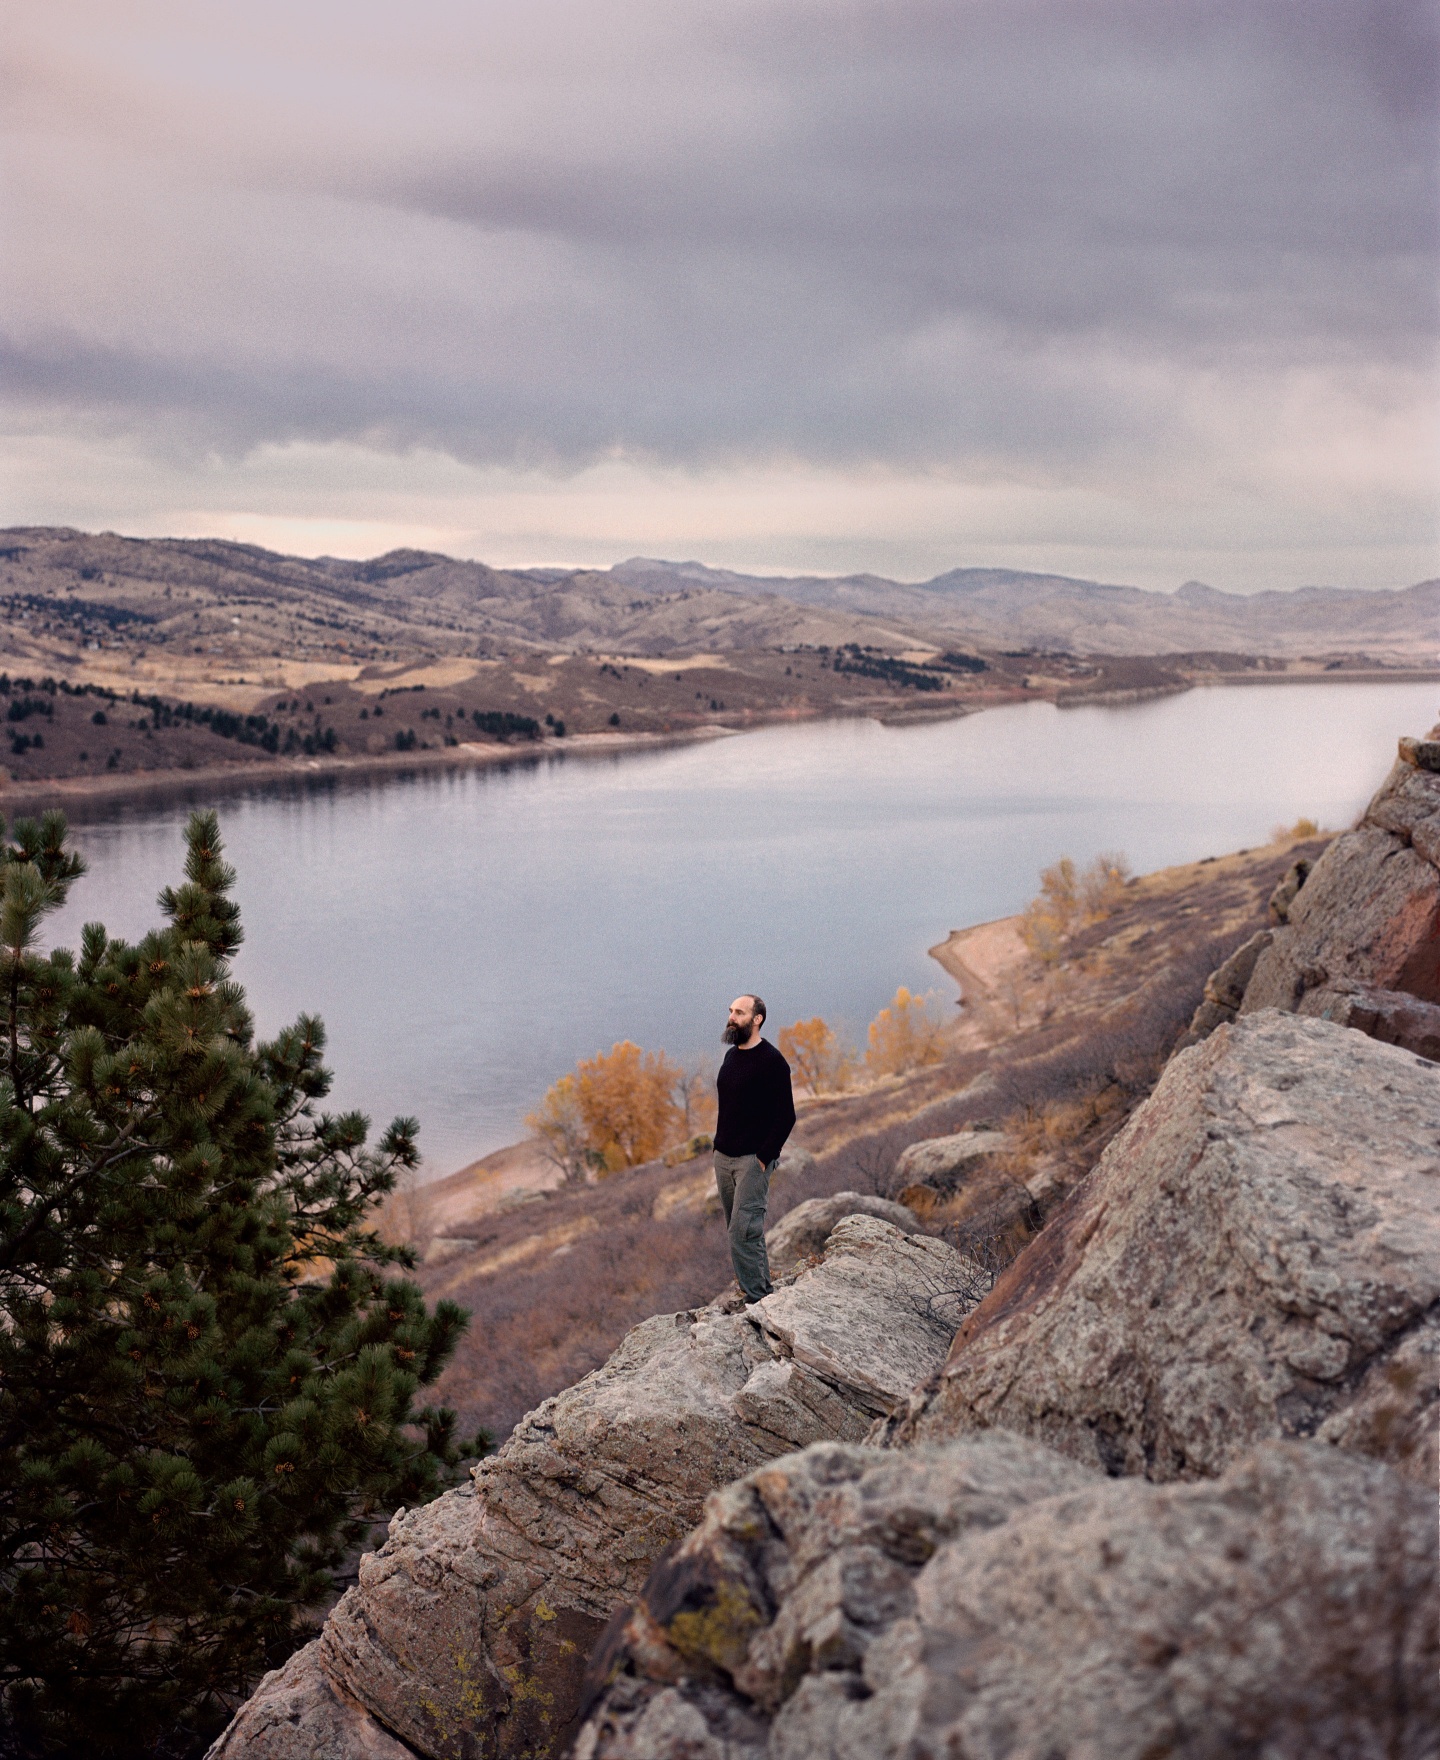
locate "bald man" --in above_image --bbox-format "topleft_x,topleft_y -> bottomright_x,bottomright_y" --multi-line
712,992 -> 796,1303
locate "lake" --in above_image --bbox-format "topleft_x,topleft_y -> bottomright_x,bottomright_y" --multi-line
39,679 -> 1439,1177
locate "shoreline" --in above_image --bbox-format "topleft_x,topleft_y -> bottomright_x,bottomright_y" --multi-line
2,665 -> 1436,818
1188,667 -> 1440,689
0,720 -> 745,817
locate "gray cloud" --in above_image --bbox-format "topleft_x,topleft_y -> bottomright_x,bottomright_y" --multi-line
0,0 -> 1435,580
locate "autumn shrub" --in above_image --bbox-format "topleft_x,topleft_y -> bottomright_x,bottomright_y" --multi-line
1020,852 -> 1130,963
674,1064 -> 718,1137
1078,850 -> 1131,918
527,1041 -> 686,1179
865,987 -> 946,1075
778,1017 -> 853,1094
526,1074 -> 591,1183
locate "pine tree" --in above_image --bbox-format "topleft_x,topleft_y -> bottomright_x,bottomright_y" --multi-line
0,810 -> 474,1757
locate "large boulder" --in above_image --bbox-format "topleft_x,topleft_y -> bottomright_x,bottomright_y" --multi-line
897,1011 -> 1440,1484
891,1128 -> 1008,1189
751,1216 -> 983,1415
574,1437 -> 1436,1760
765,1191 -> 921,1276
208,1220 -> 983,1760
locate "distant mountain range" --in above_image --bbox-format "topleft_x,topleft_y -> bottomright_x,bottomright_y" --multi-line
606,559 -> 1440,660
1,528 -> 1435,662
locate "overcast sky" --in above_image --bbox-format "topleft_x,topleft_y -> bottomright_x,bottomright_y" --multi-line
3,1 -> 1436,589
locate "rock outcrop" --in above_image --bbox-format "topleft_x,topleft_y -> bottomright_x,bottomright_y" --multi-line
893,1011 -> 1440,1481
1185,731 -> 1440,1052
764,1191 -> 920,1276
1241,824 -> 1440,1011
208,1217 -> 982,1760
891,1128 -> 1008,1189
574,1436 -> 1436,1760
1175,728 -> 1436,1056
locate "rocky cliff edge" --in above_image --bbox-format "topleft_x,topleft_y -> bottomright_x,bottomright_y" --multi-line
213,732 -> 1440,1760
209,1217 -> 983,1759
571,730 -> 1440,1759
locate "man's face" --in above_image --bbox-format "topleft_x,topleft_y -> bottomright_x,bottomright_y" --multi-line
723,996 -> 759,1044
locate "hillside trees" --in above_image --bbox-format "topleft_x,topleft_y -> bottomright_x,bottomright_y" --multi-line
0,811 -> 472,1759
777,1017 -> 852,1094
1020,852 -> 1131,964
865,986 -> 947,1075
528,1040 -> 688,1178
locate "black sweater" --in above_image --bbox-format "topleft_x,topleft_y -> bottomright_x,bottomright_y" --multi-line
714,1038 -> 796,1166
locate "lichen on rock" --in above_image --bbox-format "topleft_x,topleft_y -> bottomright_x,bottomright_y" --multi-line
574,1437 -> 1436,1760
208,1216 -> 983,1760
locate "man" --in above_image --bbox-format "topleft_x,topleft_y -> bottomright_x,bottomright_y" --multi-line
713,993 -> 796,1304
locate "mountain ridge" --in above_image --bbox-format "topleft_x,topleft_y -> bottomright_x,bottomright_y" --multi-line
606,554 -> 1440,658
2,526 -> 1436,661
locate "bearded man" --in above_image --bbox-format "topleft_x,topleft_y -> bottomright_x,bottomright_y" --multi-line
713,993 -> 796,1303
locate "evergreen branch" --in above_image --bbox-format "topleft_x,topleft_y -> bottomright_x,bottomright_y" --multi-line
0,1119 -> 146,1273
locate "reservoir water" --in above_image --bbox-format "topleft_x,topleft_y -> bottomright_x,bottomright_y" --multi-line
39,680 -> 1439,1177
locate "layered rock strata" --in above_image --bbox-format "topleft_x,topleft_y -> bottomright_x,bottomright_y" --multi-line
208,1217 -> 981,1760
892,1011 -> 1439,1481
573,1437 -> 1437,1760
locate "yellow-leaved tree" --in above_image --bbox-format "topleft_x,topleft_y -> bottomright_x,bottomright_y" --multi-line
865,986 -> 946,1075
1020,852 -> 1130,964
528,1040 -> 686,1179
526,1072 -> 591,1183
1077,850 -> 1131,920
778,1016 -> 853,1094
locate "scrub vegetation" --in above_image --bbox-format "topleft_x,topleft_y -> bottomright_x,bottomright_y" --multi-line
526,1042 -> 710,1181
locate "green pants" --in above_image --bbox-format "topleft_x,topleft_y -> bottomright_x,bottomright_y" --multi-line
713,1150 -> 775,1302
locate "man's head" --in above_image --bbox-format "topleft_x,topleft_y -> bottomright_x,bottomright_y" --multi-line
722,993 -> 766,1048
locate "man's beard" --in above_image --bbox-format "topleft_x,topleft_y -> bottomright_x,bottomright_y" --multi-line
722,1020 -> 749,1045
